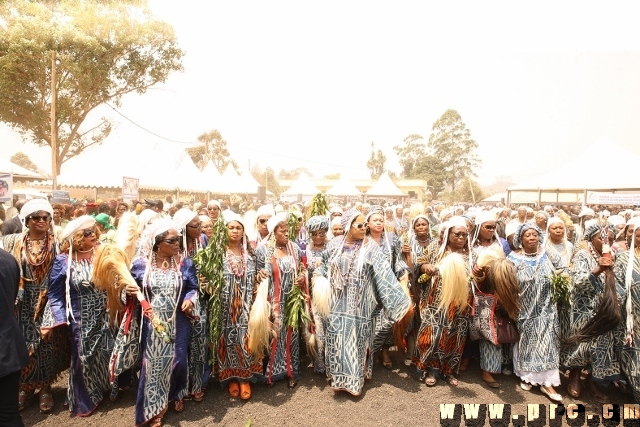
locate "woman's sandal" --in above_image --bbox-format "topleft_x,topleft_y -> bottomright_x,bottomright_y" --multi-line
239,382 -> 251,400
192,391 -> 205,402
39,388 -> 54,413
424,373 -> 437,386
174,399 -> 184,412
228,381 -> 240,398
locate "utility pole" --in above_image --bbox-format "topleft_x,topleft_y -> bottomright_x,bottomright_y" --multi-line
51,51 -> 57,190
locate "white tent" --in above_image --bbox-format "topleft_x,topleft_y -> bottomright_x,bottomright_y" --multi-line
0,157 -> 48,181
236,166 -> 263,195
326,176 -> 362,197
281,172 -> 320,196
365,172 -> 405,197
174,155 -> 207,193
202,161 -> 223,192
507,137 -> 640,205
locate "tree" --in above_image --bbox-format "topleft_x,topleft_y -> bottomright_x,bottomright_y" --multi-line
250,163 -> 281,196
187,129 -> 237,172
0,0 -> 184,180
278,168 -> 312,181
323,173 -> 340,179
414,154 -> 447,200
393,134 -> 426,178
366,141 -> 386,180
427,109 -> 481,201
10,152 -> 39,172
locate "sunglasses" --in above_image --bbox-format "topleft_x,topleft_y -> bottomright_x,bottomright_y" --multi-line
451,232 -> 468,238
352,222 -> 367,230
162,237 -> 181,245
29,215 -> 51,222
83,228 -> 97,237
187,223 -> 202,229
482,225 -> 496,231
258,218 -> 268,224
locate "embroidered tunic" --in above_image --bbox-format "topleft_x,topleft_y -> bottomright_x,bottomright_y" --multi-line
46,255 -> 117,415
561,248 -> 622,380
507,249 -> 566,386
316,237 -> 410,395
1,232 -> 69,392
414,249 -> 473,377
256,243 -> 303,384
615,250 -> 640,403
131,257 -> 198,426
216,248 -> 263,384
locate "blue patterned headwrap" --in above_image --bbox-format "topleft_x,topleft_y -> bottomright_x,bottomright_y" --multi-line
341,208 -> 361,231
306,215 -> 329,232
365,205 -> 384,222
513,222 -> 544,249
583,223 -> 615,242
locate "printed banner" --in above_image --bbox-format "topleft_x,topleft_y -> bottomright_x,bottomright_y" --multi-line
51,190 -> 70,204
122,176 -> 139,202
0,173 -> 13,203
586,191 -> 640,205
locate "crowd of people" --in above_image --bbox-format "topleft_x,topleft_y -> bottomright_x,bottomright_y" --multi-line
1,195 -> 640,427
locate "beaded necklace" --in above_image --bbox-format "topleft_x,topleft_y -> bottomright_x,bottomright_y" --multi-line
226,246 -> 246,277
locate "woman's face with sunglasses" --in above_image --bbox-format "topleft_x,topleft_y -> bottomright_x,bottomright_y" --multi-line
79,227 -> 98,251
478,221 -> 496,241
348,215 -> 367,240
257,215 -> 271,236
157,229 -> 181,257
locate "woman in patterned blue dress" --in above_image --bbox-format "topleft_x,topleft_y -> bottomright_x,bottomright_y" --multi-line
44,216 -> 117,416
217,214 -> 263,399
507,223 -> 566,402
256,212 -> 305,388
305,215 -> 329,374
615,221 -> 640,404
315,209 -> 411,396
561,223 -> 620,403
124,220 -> 199,427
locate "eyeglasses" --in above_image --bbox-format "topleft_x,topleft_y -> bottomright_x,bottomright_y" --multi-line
258,218 -> 268,224
162,237 -> 180,245
311,231 -> 327,237
83,228 -> 96,237
352,222 -> 367,230
482,225 -> 496,231
187,223 -> 202,229
29,215 -> 50,222
451,232 -> 468,238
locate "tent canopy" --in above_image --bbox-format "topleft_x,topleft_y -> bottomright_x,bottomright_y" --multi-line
365,172 -> 405,196
0,157 -> 48,181
508,137 -> 640,192
281,172 -> 320,196
326,176 -> 361,196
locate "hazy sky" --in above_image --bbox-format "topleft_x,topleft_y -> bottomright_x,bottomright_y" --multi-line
3,1 -> 640,185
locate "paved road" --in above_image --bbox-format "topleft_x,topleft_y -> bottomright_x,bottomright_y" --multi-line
21,350 -> 635,427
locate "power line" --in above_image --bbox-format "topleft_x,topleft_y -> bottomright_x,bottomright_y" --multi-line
106,103 -> 370,172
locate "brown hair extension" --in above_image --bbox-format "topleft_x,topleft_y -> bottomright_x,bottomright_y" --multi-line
486,258 -> 520,320
563,269 -> 621,348
91,244 -> 135,326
